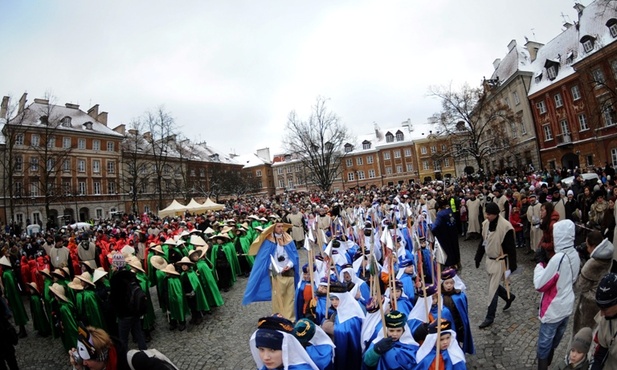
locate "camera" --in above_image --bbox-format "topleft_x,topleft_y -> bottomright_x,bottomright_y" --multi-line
72,351 -> 83,365
277,255 -> 285,262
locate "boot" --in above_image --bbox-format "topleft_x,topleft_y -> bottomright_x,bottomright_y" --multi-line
537,358 -> 549,370
547,349 -> 554,366
18,325 -> 27,338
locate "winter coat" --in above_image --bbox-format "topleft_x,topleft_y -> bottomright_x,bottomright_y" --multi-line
533,220 -> 581,324
509,211 -> 523,233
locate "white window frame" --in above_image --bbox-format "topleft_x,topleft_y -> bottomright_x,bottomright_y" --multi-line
256,169 -> 262,177
107,142 -> 115,151
356,157 -> 363,165
346,159 -> 353,167
30,157 -> 39,172
610,24 -> 617,38
15,156 -> 23,172
543,125 -> 553,141
63,137 -> 71,148
278,179 -> 284,188
47,135 -> 55,148
368,169 -> 376,178
347,172 -> 355,181
366,155 -> 374,164
30,183 -> 38,197
78,181 -> 87,195
404,149 -> 412,157
513,91 -> 520,105
385,167 -> 392,174
357,171 -> 365,180
406,163 -> 413,172
78,159 -> 86,173
15,134 -> 24,146
560,120 -> 570,135
571,85 -> 581,101
554,93 -> 563,108
95,208 -> 104,219
421,147 -> 427,154
277,168 -> 283,175
107,161 -> 115,174
547,66 -> 557,80
92,140 -> 100,151
93,181 -> 101,195
383,152 -> 391,160
430,146 -> 437,154
592,68 -> 606,85
578,113 -> 589,131
396,165 -> 403,173
107,181 -> 116,194
31,134 -> 40,147
444,158 -> 450,167
583,40 -> 594,53
362,142 -> 371,150
423,160 -> 429,170
78,138 -> 86,150
92,160 -> 100,174
394,150 -> 401,158
604,106 -> 616,126
536,101 -> 547,114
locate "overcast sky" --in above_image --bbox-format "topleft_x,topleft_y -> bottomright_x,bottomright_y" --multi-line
0,0 -> 590,156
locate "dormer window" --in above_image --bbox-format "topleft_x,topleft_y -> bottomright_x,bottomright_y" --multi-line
580,35 -> 596,53
284,154 -> 292,162
61,116 -> 72,127
544,58 -> 560,80
385,132 -> 394,143
210,154 -> 220,161
362,140 -> 371,150
534,71 -> 543,83
344,143 -> 353,153
40,115 -> 48,125
395,130 -> 404,141
566,51 -> 575,64
324,142 -> 334,151
547,66 -> 557,80
607,18 -> 617,38
84,121 -> 93,130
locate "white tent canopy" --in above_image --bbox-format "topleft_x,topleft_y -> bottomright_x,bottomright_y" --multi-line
185,198 -> 209,214
158,199 -> 188,218
202,198 -> 224,211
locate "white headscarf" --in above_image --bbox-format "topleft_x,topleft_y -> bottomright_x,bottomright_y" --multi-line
250,331 -> 318,370
308,325 -> 336,362
360,300 -> 391,352
415,329 -> 465,365
372,323 -> 419,347
330,291 -> 365,324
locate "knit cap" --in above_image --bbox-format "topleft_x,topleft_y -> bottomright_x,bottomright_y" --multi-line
571,327 -> 592,354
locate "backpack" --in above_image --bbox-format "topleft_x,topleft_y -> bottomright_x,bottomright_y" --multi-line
127,281 -> 148,317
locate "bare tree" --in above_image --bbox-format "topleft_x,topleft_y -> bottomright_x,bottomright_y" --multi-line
283,97 -> 351,191
429,83 -> 519,173
120,119 -> 154,214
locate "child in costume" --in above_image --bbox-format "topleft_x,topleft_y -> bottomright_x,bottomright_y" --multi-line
177,257 -> 209,325
363,310 -> 419,370
415,319 -> 466,370
294,318 -> 335,370
440,268 -> 474,354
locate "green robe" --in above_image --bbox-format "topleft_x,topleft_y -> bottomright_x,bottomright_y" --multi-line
239,234 -> 254,267
221,241 -> 240,281
58,300 -> 78,352
43,277 -> 58,338
75,289 -> 105,330
29,293 -> 50,336
156,269 -> 167,310
182,270 -> 209,312
210,243 -> 235,286
57,278 -> 75,307
147,251 -> 158,287
195,260 -> 224,307
167,275 -> 187,322
135,271 -> 156,331
2,269 -> 28,326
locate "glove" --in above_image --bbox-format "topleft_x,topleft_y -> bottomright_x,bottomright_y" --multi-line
373,337 -> 394,355
534,248 -> 549,265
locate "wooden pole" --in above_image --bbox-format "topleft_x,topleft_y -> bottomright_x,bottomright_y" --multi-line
435,262 -> 442,370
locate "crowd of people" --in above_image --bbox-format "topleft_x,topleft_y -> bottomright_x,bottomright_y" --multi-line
0,164 -> 616,369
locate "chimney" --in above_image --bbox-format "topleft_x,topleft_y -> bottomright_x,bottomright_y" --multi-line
113,124 -> 126,135
573,3 -> 585,16
87,104 -> 99,120
493,58 -> 501,70
33,98 -> 48,105
65,103 -> 80,109
525,40 -> 544,62
97,112 -> 108,126
0,96 -> 9,119
17,93 -> 27,114
128,128 -> 138,135
507,39 -> 517,52
563,22 -> 573,29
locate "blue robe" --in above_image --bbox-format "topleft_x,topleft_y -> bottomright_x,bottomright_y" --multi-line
242,238 -> 300,305
355,282 -> 371,307
399,273 -> 416,303
443,291 -> 474,354
415,348 -> 466,370
431,209 -> 460,267
259,364 -> 314,370
295,280 -> 310,322
401,227 -> 414,256
306,344 -> 334,370
394,297 -> 414,318
366,341 -> 419,370
316,295 -> 335,325
418,247 -> 433,285
333,315 -> 363,370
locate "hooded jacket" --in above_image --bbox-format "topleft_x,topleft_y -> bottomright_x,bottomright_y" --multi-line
533,220 -> 581,324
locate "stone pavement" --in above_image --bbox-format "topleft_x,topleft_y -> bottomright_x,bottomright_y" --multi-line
16,236 -> 572,369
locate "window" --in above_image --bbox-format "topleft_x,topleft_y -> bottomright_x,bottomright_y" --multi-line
77,138 -> 85,150
62,159 -> 70,172
347,172 -> 355,181
356,157 -> 363,165
587,155 -> 594,167
547,66 -> 557,80
96,209 -> 103,219
15,134 -> 24,146
395,131 -> 404,141
406,163 -> 413,172
404,149 -> 412,157
423,160 -> 429,170
93,181 -> 101,195
592,68 -> 606,85
30,157 -> 39,172
78,181 -> 87,195
554,93 -> 563,108
357,171 -> 365,180
430,146 -> 436,154
278,179 -> 285,188
46,158 -> 55,171
421,147 -> 427,154
612,148 -> 617,167
441,144 -> 447,152
368,169 -> 376,178
536,101 -> 547,114
560,120 -> 570,135
346,159 -> 353,167
362,141 -> 371,150
583,39 -> 594,53
33,212 -> 41,225
92,160 -> 100,173
510,121 -> 517,137
610,22 -> 617,38
366,155 -> 374,164
612,60 -> 617,80
47,135 -> 55,148
62,182 -> 70,195
31,134 -> 40,147
277,168 -> 283,175
396,165 -> 403,173
386,167 -> 392,174
256,170 -> 262,177
383,152 -> 391,160
578,113 -> 589,131
190,169 -> 196,177
107,161 -> 115,174
14,181 -> 22,196
444,158 -> 450,167
344,144 -> 353,153
93,140 -> 100,151
543,125 -> 553,141
513,91 -> 520,105
63,137 -> 71,148
604,106 -> 616,126
15,156 -> 22,171
78,159 -> 86,172
288,179 -> 293,188
385,133 -> 394,143
61,117 -> 71,127
15,214 -> 23,225
107,142 -> 115,151
571,85 -> 581,101
394,150 -> 401,158
30,183 -> 38,197
107,181 -> 116,194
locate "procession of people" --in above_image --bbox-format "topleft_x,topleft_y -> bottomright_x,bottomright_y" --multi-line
0,165 -> 617,369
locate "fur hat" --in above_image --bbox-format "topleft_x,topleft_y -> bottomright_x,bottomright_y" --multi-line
571,327 -> 592,354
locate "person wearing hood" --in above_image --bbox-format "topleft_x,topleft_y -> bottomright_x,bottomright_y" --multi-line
533,219 -> 581,370
572,231 -> 613,335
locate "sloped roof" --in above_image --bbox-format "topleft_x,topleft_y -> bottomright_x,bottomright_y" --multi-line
344,122 -> 439,155
490,42 -> 534,83
235,153 -> 271,169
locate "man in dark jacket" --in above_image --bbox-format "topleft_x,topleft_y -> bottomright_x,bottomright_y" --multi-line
110,269 -> 147,352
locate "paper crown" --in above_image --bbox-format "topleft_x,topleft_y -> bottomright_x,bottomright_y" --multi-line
293,319 -> 316,344
394,280 -> 404,290
257,314 -> 294,334
301,263 -> 316,273
419,284 -> 438,297
385,310 -> 407,328
329,282 -> 348,294
428,319 -> 452,334
441,268 -> 457,280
